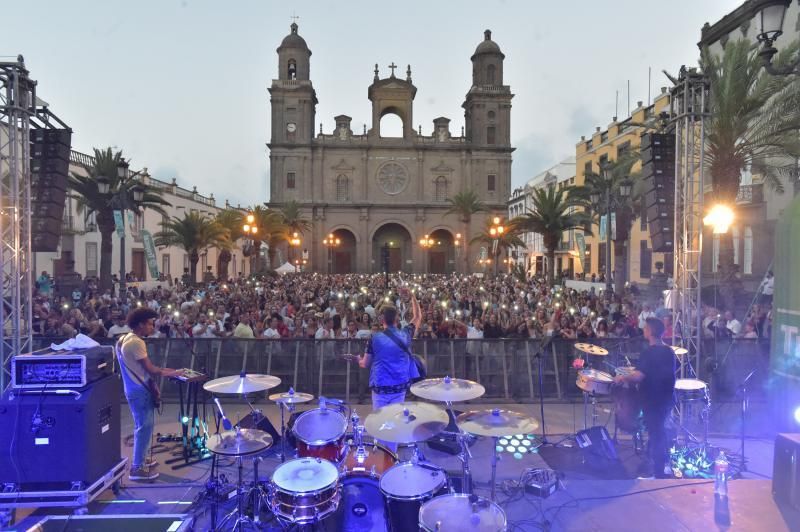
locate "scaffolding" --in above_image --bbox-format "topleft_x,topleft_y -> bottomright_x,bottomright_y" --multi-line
0,57 -> 35,390
670,67 -> 710,376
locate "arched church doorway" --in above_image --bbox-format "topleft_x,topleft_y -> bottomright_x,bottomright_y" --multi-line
426,229 -> 456,274
330,229 -> 356,273
372,223 -> 412,273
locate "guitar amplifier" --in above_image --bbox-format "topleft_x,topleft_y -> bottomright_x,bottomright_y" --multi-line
11,346 -> 113,389
773,433 -> 800,510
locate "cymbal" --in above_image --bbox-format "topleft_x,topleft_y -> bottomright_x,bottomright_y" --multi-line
410,377 -> 486,402
269,390 -> 315,404
574,343 -> 609,356
670,345 -> 689,356
203,373 -> 282,394
207,428 -> 273,456
457,408 -> 539,437
364,402 -> 449,444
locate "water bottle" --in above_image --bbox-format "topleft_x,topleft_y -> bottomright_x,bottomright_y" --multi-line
714,451 -> 729,498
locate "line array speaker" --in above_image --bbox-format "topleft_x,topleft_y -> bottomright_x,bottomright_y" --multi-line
641,132 -> 675,253
30,128 -> 72,252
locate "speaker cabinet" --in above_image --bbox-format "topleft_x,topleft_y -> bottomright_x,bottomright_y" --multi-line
773,433 -> 800,510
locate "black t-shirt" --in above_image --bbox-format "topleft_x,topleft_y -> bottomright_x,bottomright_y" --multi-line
635,344 -> 676,412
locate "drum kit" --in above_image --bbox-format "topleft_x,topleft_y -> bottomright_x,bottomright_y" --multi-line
199,371 -> 529,530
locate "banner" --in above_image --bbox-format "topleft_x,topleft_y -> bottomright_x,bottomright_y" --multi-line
127,210 -> 136,232
575,233 -> 587,272
141,230 -> 160,279
113,210 -> 124,238
599,213 -> 617,241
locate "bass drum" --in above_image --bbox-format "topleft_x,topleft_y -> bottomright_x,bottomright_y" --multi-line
612,383 -> 642,434
323,476 -> 388,532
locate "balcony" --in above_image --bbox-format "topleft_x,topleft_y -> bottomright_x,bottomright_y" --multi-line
735,184 -> 764,204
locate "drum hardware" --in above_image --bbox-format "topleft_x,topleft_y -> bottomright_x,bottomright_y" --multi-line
410,376 -> 486,494
269,388 -> 314,463
268,457 -> 341,526
419,493 -> 507,531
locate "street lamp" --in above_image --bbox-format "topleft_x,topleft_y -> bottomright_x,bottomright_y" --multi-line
703,204 -> 735,234
242,212 -> 259,273
322,232 -> 340,274
419,233 -> 435,273
97,158 -> 145,296
289,231 -> 302,272
590,169 -> 633,295
755,1 -> 797,76
490,216 -> 505,276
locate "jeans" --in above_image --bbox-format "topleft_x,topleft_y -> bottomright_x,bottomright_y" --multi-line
127,387 -> 155,469
371,390 -> 406,452
644,405 -> 671,478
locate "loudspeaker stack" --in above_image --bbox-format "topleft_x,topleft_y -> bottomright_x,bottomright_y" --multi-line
641,132 -> 675,253
30,128 -> 72,252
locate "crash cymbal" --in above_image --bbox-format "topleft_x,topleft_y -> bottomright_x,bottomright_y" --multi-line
670,345 -> 689,356
207,428 -> 273,456
410,376 -> 486,402
269,389 -> 315,404
457,408 -> 539,438
203,373 -> 282,394
574,343 -> 609,356
364,402 -> 449,444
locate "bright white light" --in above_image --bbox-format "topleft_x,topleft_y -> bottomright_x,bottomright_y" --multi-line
703,204 -> 735,234
794,406 -> 800,425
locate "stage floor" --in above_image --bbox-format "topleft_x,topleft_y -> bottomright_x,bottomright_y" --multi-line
8,401 -> 799,531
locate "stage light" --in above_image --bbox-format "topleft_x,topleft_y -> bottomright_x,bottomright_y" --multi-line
793,405 -> 800,424
181,416 -> 190,424
499,438 -> 508,445
505,446 -> 515,453
703,204 -> 734,234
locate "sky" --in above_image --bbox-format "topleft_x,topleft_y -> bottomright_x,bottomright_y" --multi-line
4,0 -> 740,207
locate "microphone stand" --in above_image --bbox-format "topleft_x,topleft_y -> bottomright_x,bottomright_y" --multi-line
737,369 -> 756,472
536,337 -> 553,445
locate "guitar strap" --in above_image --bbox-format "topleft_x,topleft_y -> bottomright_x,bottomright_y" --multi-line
115,333 -> 156,396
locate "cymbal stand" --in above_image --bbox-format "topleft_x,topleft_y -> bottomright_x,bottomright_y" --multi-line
244,456 -> 270,525
445,398 -> 473,494
490,436 -> 499,501
216,454 -> 256,532
276,400 -> 295,463
582,391 -> 599,430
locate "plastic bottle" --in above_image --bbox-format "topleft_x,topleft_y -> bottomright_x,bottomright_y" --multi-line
714,451 -> 729,498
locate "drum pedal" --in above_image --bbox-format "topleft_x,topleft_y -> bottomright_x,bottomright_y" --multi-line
524,469 -> 558,499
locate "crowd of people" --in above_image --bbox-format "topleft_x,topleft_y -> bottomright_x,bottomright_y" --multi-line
30,269 -> 773,345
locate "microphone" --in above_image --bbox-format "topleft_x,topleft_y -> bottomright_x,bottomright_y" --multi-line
214,397 -> 232,430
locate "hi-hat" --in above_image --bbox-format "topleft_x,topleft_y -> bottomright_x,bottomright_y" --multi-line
203,373 -> 281,394
269,390 -> 314,404
410,376 -> 486,402
364,402 -> 449,444
574,343 -> 609,356
671,345 -> 689,356
207,428 -> 273,456
457,409 -> 539,437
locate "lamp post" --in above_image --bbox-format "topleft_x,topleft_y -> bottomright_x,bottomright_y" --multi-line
289,232 -> 302,273
419,233 -> 435,273
703,204 -> 735,235
97,158 -> 144,297
322,232 -> 340,274
489,216 -> 505,277
590,167 -> 632,296
454,232 -> 462,273
754,0 -> 797,76
242,212 -> 259,274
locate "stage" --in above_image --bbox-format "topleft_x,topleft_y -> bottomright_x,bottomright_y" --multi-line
8,401 -> 800,531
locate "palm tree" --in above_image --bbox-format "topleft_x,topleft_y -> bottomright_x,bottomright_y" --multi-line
514,186 -> 590,286
445,190 -> 486,273
68,147 -> 170,290
701,39 -> 800,305
154,212 -> 228,284
279,200 -> 312,235
570,151 -> 641,293
470,220 -> 526,276
214,209 -> 244,280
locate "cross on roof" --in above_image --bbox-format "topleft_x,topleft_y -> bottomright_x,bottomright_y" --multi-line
388,62 -> 397,77
291,12 -> 300,24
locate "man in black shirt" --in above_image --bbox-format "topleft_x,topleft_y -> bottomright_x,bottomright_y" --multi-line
614,317 -> 675,478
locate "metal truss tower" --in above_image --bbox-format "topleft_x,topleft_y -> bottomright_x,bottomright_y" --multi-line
670,67 -> 709,375
0,57 -> 35,390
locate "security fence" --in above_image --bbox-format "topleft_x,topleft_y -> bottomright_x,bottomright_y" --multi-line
30,336 -> 771,404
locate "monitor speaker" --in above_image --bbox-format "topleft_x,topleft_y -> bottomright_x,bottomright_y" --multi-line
575,426 -> 617,460
773,433 -> 800,510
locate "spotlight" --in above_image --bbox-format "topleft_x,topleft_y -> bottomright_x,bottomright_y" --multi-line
794,406 -> 800,425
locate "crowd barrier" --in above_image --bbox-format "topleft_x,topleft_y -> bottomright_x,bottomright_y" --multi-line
30,336 -> 771,404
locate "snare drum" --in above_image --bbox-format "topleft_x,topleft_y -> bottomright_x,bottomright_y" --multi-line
576,369 -> 614,395
340,436 -> 397,478
269,457 -> 340,524
615,365 -> 637,377
293,407 -> 348,462
380,462 -> 448,532
674,378 -> 708,402
419,493 -> 507,531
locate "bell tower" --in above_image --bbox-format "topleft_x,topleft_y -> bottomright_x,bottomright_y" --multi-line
367,63 -> 417,139
463,29 -> 512,147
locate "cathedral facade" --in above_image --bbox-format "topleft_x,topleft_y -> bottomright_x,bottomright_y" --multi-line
268,24 -> 513,274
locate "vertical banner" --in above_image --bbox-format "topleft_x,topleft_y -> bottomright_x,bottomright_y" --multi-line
575,233 -> 587,272
113,210 -> 124,238
599,215 -> 607,242
141,230 -> 160,279
126,211 -> 135,232
611,213 -> 617,240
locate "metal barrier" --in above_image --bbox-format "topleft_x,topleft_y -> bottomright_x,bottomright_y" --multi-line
29,336 -> 770,403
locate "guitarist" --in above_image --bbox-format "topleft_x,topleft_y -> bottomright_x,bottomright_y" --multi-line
116,308 -> 181,481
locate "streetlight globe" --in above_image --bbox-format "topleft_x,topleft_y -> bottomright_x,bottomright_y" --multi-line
335,238 -> 341,245
497,226 -> 505,234
243,224 -> 250,232
246,214 -> 255,224
758,0 -> 788,42
490,228 -> 497,236
251,226 -> 258,234
493,216 -> 501,225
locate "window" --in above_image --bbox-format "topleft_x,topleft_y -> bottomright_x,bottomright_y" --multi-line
584,245 -> 592,274
599,154 -> 609,168
600,131 -> 609,142
336,175 -> 349,201
184,254 -> 190,270
434,176 -> 448,202
640,240 -> 652,278
486,126 -> 496,145
487,174 -> 496,192
733,226 -> 740,266
487,64 -> 496,84
744,226 -> 753,274
86,243 -> 98,278
598,242 -> 607,273
640,201 -> 647,231
287,172 -> 296,189
712,235 -> 720,272
617,141 -> 631,158
584,161 -> 592,176
162,254 -> 170,276
288,59 -> 297,79
84,211 -> 97,231
161,213 -> 169,228
201,253 -> 207,273
487,110 -> 496,121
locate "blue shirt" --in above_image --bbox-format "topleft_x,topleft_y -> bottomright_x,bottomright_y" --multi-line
367,324 -> 418,387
